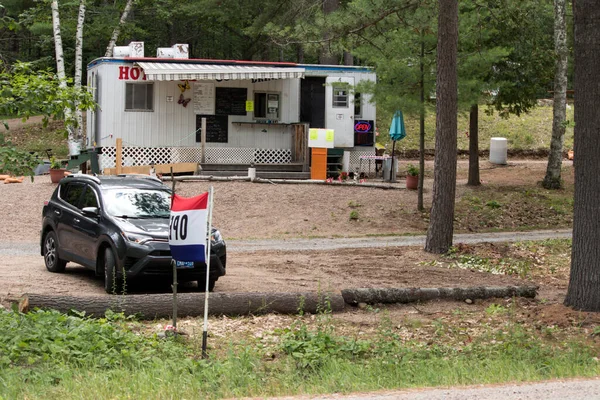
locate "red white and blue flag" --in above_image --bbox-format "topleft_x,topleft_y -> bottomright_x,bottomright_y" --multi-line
169,192 -> 209,263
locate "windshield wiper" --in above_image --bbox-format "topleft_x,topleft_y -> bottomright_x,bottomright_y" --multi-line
113,215 -> 140,219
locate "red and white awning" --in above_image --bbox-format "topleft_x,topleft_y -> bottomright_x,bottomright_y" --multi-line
136,62 -> 305,81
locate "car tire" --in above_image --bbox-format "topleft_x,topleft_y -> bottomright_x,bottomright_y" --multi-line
104,247 -> 123,294
196,278 -> 216,292
43,231 -> 67,273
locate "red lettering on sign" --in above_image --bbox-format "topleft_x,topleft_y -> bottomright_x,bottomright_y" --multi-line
130,67 -> 140,80
119,66 -> 129,80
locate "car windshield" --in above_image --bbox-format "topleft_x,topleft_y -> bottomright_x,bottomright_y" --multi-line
103,188 -> 171,218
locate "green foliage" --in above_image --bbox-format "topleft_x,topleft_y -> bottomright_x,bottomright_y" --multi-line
49,156 -> 61,170
406,164 -> 419,176
0,133 -> 39,177
444,248 -> 532,278
486,200 -> 502,209
279,322 -> 370,371
349,210 -> 360,220
347,200 -> 362,208
0,309 -> 185,370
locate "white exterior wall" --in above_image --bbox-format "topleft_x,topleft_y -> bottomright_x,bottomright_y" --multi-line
87,60 -> 301,150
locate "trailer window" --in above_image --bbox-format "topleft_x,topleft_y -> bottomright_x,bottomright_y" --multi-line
125,83 -> 153,111
354,92 -> 362,117
332,86 -> 348,108
253,92 -> 280,120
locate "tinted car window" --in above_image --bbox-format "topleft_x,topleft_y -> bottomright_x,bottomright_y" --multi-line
61,183 -> 85,207
81,186 -> 99,209
102,188 -> 171,218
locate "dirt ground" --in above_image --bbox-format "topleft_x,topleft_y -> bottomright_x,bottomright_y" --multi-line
0,159 -> 579,327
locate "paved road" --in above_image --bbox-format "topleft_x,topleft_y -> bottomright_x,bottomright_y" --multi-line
0,229 -> 572,256
275,378 -> 600,400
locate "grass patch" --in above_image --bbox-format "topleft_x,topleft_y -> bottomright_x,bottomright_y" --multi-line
378,104 -> 574,153
2,300 -> 600,399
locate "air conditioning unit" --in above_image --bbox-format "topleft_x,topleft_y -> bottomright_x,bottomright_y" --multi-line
113,46 -> 130,57
128,41 -> 144,57
156,47 -> 175,58
172,44 -> 189,59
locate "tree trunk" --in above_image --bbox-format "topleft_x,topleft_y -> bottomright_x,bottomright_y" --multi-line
418,34 -> 425,211
74,0 -> 86,141
425,0 -> 458,254
19,292 -> 345,319
564,0 -> 600,311
343,51 -> 354,66
341,286 -> 538,305
320,0 -> 340,65
543,0 -> 568,190
51,0 -> 74,141
467,104 -> 480,186
105,0 -> 134,58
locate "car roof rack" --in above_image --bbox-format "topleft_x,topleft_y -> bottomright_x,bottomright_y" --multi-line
64,174 -> 101,184
115,174 -> 163,184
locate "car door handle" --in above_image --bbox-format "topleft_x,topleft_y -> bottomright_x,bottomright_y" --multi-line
54,210 -> 61,215
74,218 -> 80,223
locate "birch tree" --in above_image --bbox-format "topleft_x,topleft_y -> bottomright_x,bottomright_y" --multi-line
105,0 -> 134,58
74,0 -> 86,140
543,0 -> 568,189
50,0 -> 74,141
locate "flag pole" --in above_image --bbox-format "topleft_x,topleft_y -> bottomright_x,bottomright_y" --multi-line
201,186 -> 214,359
170,167 -> 178,330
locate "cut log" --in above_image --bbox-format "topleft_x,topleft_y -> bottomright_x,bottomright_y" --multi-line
19,292 -> 345,319
341,286 -> 538,305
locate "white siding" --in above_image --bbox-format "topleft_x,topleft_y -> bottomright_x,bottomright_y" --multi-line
92,61 -> 301,150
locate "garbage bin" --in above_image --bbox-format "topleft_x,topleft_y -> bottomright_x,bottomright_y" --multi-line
383,157 -> 398,182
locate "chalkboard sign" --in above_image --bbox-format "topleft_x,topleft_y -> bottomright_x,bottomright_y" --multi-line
195,115 -> 228,143
215,87 -> 247,116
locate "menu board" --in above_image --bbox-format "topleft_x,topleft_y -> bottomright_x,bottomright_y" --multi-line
215,87 -> 247,116
193,83 -> 215,115
195,115 -> 228,143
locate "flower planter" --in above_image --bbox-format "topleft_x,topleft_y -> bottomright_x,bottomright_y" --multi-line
49,168 -> 67,184
406,174 -> 418,190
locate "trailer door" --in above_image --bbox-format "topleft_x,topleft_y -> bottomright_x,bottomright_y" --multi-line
325,76 -> 355,147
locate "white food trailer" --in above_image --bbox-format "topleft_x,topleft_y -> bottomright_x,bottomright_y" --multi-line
86,42 -> 377,176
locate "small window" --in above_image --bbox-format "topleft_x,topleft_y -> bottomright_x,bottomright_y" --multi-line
332,86 -> 348,108
81,186 -> 99,209
354,92 -> 362,117
253,92 -> 280,119
60,183 -> 85,207
125,83 -> 153,111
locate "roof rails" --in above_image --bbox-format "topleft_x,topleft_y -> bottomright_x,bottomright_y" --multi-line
64,174 -> 101,184
115,174 -> 163,184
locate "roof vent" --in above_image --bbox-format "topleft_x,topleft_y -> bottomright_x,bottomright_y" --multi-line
157,44 -> 189,59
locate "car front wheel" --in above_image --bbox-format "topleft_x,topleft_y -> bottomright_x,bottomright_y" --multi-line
104,247 -> 123,294
196,278 -> 216,292
43,231 -> 67,272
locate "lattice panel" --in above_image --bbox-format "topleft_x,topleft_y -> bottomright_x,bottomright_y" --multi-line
254,148 -> 291,164
205,148 -> 255,164
99,146 -> 296,170
349,149 -> 377,173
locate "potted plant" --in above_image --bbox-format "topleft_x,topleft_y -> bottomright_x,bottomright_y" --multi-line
49,157 -> 66,183
406,164 -> 419,190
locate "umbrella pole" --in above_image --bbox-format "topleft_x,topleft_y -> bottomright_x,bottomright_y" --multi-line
391,140 -> 396,182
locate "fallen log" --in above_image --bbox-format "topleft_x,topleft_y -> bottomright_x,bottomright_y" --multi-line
19,292 -> 345,319
163,175 -> 402,190
341,286 -> 538,305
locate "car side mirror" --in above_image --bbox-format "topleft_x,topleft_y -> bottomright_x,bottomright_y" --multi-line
82,207 -> 99,217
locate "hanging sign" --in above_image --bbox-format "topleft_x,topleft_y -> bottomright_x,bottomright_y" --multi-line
245,101 -> 254,112
308,128 -> 335,148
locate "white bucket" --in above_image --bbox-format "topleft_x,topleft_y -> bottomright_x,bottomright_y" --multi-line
490,137 -> 508,165
248,167 -> 256,181
68,139 -> 82,156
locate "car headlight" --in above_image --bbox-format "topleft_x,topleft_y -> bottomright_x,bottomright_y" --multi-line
211,229 -> 224,245
122,231 -> 153,245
